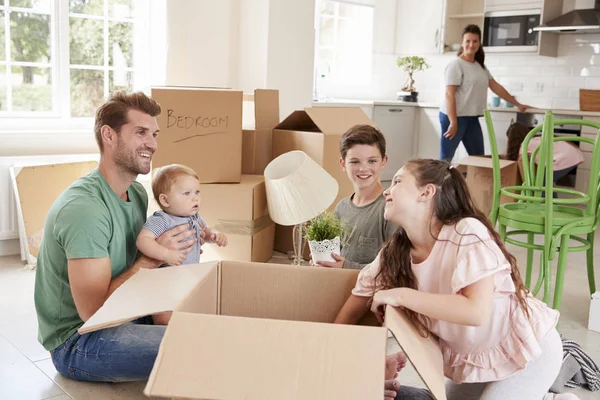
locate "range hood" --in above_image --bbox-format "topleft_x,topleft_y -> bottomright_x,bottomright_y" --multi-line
534,0 -> 600,33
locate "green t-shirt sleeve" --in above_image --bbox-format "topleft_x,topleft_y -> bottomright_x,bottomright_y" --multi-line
54,198 -> 111,259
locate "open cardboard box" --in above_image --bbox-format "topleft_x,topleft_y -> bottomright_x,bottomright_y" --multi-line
79,262 -> 446,400
457,155 -> 519,217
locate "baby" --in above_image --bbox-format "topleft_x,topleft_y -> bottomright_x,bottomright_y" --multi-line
137,164 -> 228,267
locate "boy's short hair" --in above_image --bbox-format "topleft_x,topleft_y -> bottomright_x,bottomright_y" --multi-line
339,124 -> 386,159
151,164 -> 199,209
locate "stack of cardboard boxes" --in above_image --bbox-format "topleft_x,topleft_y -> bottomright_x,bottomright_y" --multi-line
150,86 -> 375,262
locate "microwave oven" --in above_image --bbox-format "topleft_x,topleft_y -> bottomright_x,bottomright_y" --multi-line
483,10 -> 541,52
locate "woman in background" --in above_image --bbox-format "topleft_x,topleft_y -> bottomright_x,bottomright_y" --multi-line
440,24 -> 531,161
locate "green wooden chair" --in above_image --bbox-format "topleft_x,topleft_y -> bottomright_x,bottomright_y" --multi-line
483,110 -> 600,311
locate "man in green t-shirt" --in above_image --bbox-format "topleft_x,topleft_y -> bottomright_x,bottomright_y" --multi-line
34,91 -> 199,382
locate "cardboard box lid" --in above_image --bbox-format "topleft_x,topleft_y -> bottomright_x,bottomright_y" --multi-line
275,107 -> 372,135
458,155 -> 515,170
78,262 -> 219,334
385,307 -> 446,400
144,311 -> 386,400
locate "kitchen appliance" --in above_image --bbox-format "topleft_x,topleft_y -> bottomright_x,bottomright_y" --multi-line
534,0 -> 600,33
483,10 -> 541,52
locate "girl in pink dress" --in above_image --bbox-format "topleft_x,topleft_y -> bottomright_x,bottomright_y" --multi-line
334,159 -> 577,400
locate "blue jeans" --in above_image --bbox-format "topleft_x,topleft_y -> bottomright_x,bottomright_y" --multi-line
439,112 -> 484,161
50,316 -> 166,382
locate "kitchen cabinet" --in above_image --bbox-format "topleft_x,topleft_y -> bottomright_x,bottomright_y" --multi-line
373,105 -> 417,181
485,0 -> 542,12
416,107 -> 469,162
442,0 -> 485,54
394,0 -> 444,54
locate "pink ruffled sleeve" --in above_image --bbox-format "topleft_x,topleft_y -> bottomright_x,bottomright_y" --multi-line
351,253 -> 382,297
451,238 -> 512,294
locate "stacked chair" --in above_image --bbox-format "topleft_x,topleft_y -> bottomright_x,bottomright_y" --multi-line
483,110 -> 600,311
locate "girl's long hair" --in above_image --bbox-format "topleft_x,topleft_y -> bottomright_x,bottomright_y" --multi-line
374,159 -> 530,336
457,24 -> 486,70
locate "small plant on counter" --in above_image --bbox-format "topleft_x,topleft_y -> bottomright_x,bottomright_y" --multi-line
396,56 -> 431,93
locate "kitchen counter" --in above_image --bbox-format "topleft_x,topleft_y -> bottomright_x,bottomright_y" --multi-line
313,99 -> 600,117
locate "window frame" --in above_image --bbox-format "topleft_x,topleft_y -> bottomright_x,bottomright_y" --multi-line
0,0 -> 151,131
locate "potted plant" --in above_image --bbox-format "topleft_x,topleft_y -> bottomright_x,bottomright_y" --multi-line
396,56 -> 431,102
304,211 -> 348,266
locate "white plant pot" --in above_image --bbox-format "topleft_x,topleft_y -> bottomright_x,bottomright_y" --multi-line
308,236 -> 341,265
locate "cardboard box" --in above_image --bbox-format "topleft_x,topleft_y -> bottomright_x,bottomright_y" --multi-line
457,155 -> 519,217
589,291 -> 600,333
272,107 -> 374,254
242,90 -> 280,175
151,87 -> 243,183
78,261 -> 446,400
199,175 -> 274,263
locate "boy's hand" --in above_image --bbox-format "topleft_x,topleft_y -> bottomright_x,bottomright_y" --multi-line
164,249 -> 187,266
211,232 -> 228,247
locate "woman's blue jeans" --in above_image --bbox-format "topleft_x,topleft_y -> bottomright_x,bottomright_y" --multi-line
439,112 -> 484,161
50,316 -> 166,382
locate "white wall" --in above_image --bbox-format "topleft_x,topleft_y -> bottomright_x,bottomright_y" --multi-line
265,0 -> 316,117
238,0 -> 270,92
166,0 -> 240,88
326,33 -> 600,110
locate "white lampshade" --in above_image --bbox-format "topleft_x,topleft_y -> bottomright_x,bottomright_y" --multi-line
264,151 -> 339,226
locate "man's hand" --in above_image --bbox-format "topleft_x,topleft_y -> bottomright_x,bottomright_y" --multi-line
157,224 -> 200,251
315,253 -> 345,268
384,380 -> 400,400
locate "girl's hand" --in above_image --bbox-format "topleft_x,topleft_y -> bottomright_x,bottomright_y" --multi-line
211,232 -> 228,247
371,289 -> 404,323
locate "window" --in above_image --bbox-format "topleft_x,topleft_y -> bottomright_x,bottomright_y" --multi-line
314,0 -> 374,88
0,0 -> 149,119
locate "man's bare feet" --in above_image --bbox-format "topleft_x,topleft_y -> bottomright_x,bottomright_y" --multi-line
385,351 -> 408,380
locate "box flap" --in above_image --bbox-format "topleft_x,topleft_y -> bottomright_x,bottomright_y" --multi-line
254,89 -> 280,129
458,155 -> 515,170
274,110 -> 320,132
385,307 -> 446,400
145,311 -> 386,400
304,107 -> 373,135
78,262 -> 218,334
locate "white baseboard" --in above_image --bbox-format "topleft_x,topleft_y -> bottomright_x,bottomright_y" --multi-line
0,239 -> 20,257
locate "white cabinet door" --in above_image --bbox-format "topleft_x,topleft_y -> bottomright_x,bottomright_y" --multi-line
416,107 -> 471,163
479,111 -> 517,156
373,105 -> 417,181
373,0 -> 397,54
417,108 -> 442,159
395,0 -> 443,54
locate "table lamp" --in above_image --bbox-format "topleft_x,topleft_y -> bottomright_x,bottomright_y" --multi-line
264,151 -> 339,265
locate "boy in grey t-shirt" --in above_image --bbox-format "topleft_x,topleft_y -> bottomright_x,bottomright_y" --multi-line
315,124 -> 398,270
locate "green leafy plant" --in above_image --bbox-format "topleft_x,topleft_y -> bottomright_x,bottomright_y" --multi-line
396,56 -> 431,92
304,211 -> 348,242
